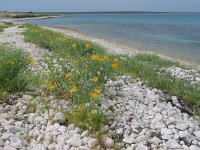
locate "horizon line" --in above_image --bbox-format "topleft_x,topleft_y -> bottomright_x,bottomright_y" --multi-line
1,10 -> 200,13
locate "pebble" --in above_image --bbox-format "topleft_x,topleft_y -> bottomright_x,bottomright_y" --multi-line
175,123 -> 189,131
67,134 -> 82,147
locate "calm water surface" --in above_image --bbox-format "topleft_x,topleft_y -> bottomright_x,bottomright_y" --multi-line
26,13 -> 200,64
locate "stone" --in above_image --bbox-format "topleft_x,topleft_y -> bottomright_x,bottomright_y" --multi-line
194,131 -> 200,139
34,116 -> 44,125
175,123 -> 188,131
105,138 -> 114,147
54,112 -> 65,124
81,130 -> 89,137
149,136 -> 161,145
189,145 -> 200,150
55,144 -> 63,149
67,134 -> 82,147
116,79 -> 125,87
105,88 -> 117,98
22,95 -> 33,101
136,135 -> 149,142
0,139 -> 4,147
8,126 -> 24,134
68,124 -> 75,131
161,128 -> 173,135
58,125 -> 67,133
152,114 -> 163,124
116,128 -> 124,135
10,136 -> 22,148
88,138 -> 98,148
162,134 -> 172,140
122,137 -> 136,144
32,144 -> 46,150
171,96 -> 179,105
48,144 -> 55,150
63,145 -> 70,150
82,137 -> 89,144
1,133 -> 14,141
135,144 -> 148,150
165,139 -> 182,149
14,121 -> 23,127
179,131 -> 190,139
3,145 -> 16,150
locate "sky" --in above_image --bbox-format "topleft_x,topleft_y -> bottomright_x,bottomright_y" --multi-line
0,0 -> 200,12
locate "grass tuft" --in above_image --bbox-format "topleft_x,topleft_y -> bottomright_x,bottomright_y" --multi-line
0,46 -> 31,93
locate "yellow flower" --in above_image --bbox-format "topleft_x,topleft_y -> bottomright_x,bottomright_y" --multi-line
113,58 -> 120,62
111,64 -> 118,69
47,82 -> 55,90
31,59 -> 35,66
71,43 -> 77,49
103,56 -> 109,61
64,73 -> 71,78
85,43 -> 91,49
91,55 -> 99,61
70,86 -> 77,93
99,59 -> 104,62
90,92 -> 97,99
91,77 -> 98,82
94,88 -> 101,94
10,61 -> 15,65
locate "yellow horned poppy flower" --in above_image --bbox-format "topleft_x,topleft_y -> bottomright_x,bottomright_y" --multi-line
91,77 -> 98,82
71,43 -> 77,48
91,55 -> 99,61
85,43 -> 91,49
47,82 -> 55,90
70,86 -> 77,93
31,59 -> 35,66
90,92 -> 97,99
94,88 -> 101,94
111,64 -> 118,69
103,56 -> 109,61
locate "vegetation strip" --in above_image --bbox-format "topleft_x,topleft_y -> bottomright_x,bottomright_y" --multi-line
22,24 -> 200,115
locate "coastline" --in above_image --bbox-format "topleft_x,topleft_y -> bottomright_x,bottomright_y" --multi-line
45,25 -> 200,71
0,15 -> 60,24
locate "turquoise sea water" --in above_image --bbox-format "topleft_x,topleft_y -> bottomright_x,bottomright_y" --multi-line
26,12 -> 200,64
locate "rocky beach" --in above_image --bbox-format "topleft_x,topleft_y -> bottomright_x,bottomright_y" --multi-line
0,24 -> 200,150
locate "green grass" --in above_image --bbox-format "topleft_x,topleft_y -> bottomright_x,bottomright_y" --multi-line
22,24 -> 200,129
0,46 -> 31,92
0,24 -> 11,32
0,46 -> 33,102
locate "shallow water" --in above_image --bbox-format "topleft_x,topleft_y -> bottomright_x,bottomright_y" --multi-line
26,12 -> 200,65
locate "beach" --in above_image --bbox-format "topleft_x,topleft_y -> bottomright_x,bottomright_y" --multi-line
0,19 -> 200,149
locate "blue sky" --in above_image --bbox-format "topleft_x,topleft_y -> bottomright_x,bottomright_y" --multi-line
0,0 -> 200,12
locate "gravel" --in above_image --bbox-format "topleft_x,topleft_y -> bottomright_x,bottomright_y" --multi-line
101,76 -> 200,149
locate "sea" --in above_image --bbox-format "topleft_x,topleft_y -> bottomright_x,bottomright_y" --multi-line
25,12 -> 200,65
